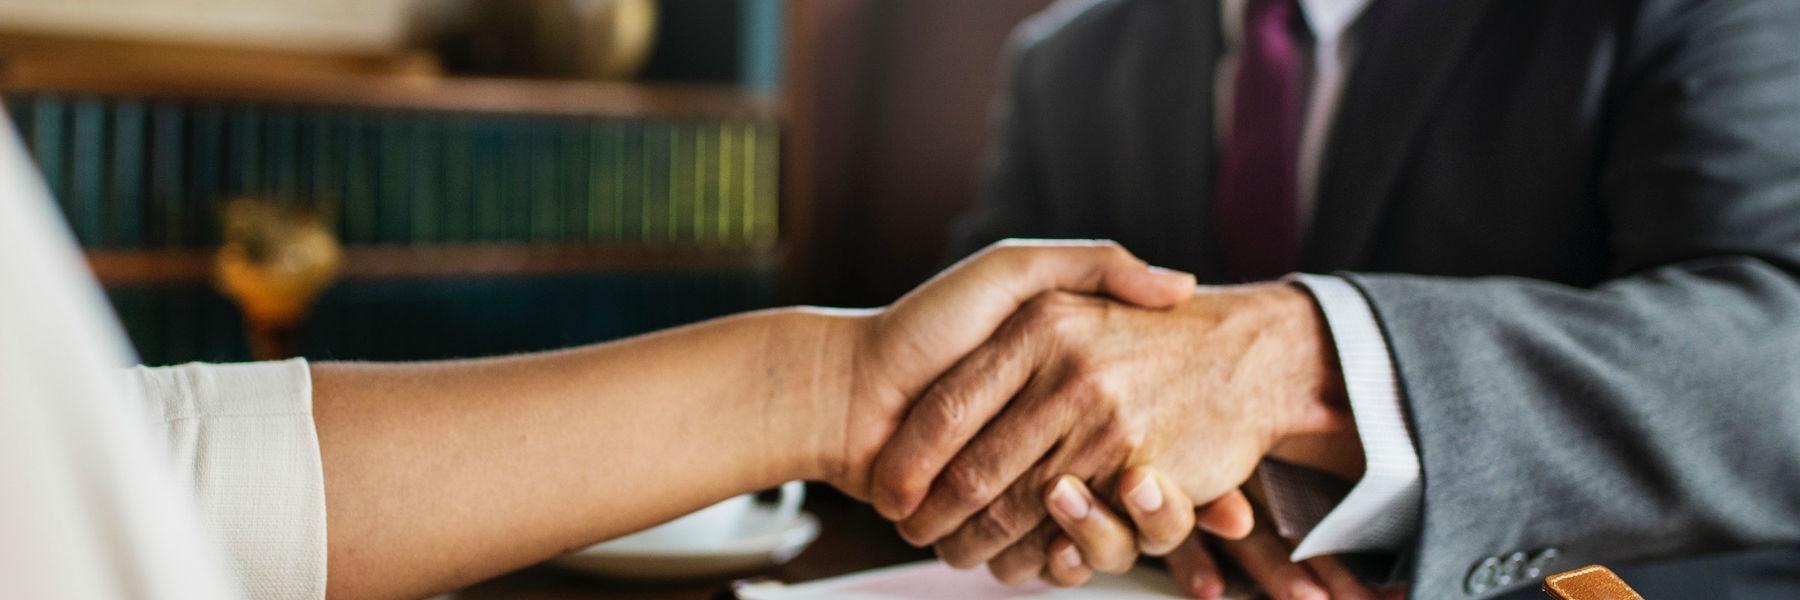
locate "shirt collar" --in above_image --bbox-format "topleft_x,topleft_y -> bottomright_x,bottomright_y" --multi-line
1222,0 -> 1375,46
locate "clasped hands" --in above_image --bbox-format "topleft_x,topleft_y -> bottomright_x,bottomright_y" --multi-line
815,240 -> 1389,599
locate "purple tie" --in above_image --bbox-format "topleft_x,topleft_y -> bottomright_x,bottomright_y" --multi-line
1217,0 -> 1304,281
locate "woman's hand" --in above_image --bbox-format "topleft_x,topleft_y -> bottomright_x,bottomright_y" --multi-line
812,240 -> 1197,499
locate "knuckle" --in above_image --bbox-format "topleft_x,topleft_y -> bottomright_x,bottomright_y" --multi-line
872,455 -> 930,508
1015,293 -> 1062,328
1095,414 -> 1149,454
919,390 -> 974,439
980,241 -> 1032,273
1017,291 -> 1086,330
975,503 -> 1031,543
1098,240 -> 1131,263
941,460 -> 997,507
1063,361 -> 1110,396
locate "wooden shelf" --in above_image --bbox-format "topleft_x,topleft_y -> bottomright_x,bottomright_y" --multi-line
87,244 -> 781,286
0,67 -> 780,120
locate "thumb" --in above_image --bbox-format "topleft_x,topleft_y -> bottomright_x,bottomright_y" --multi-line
985,239 -> 1196,308
1103,265 -> 1199,308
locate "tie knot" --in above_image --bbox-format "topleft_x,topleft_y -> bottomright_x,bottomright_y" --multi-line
1247,0 -> 1302,39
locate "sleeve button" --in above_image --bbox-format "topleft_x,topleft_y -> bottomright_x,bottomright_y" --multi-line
1465,556 -> 1502,595
1524,547 -> 1561,579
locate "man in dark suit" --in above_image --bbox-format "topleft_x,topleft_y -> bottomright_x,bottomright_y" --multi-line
862,0 -> 1800,598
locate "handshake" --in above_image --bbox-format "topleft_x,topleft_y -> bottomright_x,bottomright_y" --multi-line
797,240 -> 1393,599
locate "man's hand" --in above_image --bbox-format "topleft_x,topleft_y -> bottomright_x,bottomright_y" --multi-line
1043,469 -> 1403,600
866,283 -> 1359,569
818,240 -> 1198,499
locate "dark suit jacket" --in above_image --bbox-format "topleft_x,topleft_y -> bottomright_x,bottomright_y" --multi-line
953,1 -> 1800,598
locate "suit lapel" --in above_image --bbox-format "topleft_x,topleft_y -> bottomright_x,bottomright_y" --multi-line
1304,0 -> 1495,271
1135,0 -> 1223,277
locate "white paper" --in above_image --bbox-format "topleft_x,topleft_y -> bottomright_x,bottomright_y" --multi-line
736,560 -> 1253,600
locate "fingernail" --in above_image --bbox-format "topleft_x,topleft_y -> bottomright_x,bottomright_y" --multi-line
1049,478 -> 1090,521
1148,265 -> 1197,281
1127,477 -> 1164,513
1288,580 -> 1328,600
1058,544 -> 1083,568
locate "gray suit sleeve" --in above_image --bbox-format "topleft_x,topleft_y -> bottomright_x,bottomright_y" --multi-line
1348,3 -> 1800,597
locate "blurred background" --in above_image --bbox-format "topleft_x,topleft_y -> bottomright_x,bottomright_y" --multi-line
0,0 -> 1055,365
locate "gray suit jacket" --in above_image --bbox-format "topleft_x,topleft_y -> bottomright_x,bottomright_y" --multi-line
953,1 -> 1800,598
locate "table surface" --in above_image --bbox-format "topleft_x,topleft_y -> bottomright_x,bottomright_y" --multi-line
447,486 -> 934,600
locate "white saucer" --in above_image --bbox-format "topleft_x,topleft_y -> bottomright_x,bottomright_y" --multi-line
551,511 -> 822,580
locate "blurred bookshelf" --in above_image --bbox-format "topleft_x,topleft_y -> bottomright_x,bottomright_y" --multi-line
0,0 -> 794,365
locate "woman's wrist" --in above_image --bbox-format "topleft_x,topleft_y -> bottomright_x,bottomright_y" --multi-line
754,306 -> 874,486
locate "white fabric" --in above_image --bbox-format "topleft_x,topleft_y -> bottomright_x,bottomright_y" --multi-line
1216,0 -> 1427,560
0,106 -> 237,599
1283,274 -> 1422,558
128,360 -> 327,599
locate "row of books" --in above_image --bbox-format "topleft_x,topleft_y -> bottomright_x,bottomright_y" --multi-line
109,270 -> 777,365
4,93 -> 781,249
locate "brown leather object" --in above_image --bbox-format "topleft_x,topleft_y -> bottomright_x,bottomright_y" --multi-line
1543,565 -> 1646,600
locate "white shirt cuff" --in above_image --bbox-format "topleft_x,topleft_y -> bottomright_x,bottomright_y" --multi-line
1267,274 -> 1422,560
126,359 -> 327,600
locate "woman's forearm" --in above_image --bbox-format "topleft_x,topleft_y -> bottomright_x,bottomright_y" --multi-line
312,307 -> 864,600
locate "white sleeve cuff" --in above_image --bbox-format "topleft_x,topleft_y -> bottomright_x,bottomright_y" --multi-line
126,359 -> 327,600
1276,274 -> 1422,560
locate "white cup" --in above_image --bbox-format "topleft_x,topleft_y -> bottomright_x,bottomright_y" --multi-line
607,481 -> 805,549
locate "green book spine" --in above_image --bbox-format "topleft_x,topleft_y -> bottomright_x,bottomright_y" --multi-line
164,286 -> 196,364
270,106 -> 299,200
377,113 -> 410,244
733,121 -> 755,244
711,120 -> 730,245
529,119 -> 560,242
669,122 -> 694,243
4,94 -> 29,142
560,117 -> 589,243
343,112 -> 378,244
228,104 -> 261,197
622,121 -> 645,243
409,117 -> 441,243
442,117 -> 475,243
109,99 -> 147,248
306,109 -> 342,230
149,102 -> 186,248
294,108 -> 315,202
110,289 -> 148,362
190,103 -> 227,247
754,121 -> 780,243
29,96 -> 68,208
471,117 -> 503,242
643,121 -> 671,243
586,119 -> 616,241
502,118 -> 532,241
693,121 -> 712,245
695,122 -> 717,245
69,96 -> 107,247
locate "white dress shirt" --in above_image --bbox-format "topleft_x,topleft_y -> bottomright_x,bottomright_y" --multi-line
1216,0 -> 1425,561
0,109 -> 324,599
